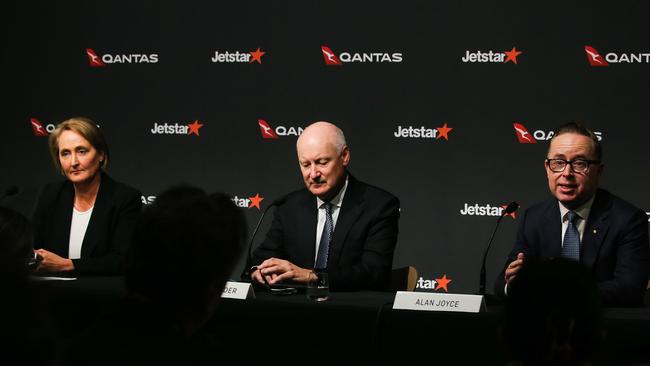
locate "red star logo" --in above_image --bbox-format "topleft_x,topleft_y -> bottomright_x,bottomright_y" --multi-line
501,204 -> 517,219
504,47 -> 523,64
249,48 -> 265,64
436,123 -> 453,140
248,193 -> 264,210
187,120 -> 203,136
435,274 -> 452,292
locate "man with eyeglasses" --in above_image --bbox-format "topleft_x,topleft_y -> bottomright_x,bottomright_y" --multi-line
495,122 -> 649,307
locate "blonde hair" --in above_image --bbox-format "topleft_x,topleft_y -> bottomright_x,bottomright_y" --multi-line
48,117 -> 109,174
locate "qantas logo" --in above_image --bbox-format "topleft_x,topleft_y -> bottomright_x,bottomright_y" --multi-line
321,46 -> 342,65
257,119 -> 303,139
258,120 -> 279,139
415,274 -> 452,292
584,45 -> 650,65
141,195 -> 156,205
30,118 -> 51,136
86,48 -> 159,67
231,193 -> 264,210
513,123 -> 536,144
460,203 -> 516,219
86,48 -> 106,67
211,48 -> 266,64
513,122 -> 603,142
150,120 -> 204,136
320,45 -> 403,65
584,46 -> 608,66
462,47 -> 523,64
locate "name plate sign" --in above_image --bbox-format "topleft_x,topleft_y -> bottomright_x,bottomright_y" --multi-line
393,291 -> 484,313
221,281 -> 255,300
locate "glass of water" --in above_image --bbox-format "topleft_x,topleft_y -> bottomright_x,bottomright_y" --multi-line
306,271 -> 329,302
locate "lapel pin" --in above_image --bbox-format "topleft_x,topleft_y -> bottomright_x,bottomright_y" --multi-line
593,229 -> 598,235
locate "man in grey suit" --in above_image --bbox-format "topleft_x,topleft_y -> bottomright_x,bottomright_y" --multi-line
496,122 -> 649,306
251,121 -> 400,290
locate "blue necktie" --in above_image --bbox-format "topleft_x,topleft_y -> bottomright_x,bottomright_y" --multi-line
561,211 -> 580,261
315,202 -> 333,270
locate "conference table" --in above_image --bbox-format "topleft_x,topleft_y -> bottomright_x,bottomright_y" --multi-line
34,276 -> 650,364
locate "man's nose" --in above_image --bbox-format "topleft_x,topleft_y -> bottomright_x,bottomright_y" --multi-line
309,166 -> 320,179
561,163 -> 575,177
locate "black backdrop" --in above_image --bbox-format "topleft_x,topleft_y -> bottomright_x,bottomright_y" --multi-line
3,0 -> 649,294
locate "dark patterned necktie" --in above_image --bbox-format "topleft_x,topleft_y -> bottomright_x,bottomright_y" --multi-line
315,202 -> 333,269
561,211 -> 580,261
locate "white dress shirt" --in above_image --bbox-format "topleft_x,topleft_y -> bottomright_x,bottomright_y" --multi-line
68,206 -> 94,259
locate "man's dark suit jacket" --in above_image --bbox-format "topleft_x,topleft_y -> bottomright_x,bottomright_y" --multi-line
495,189 -> 650,307
32,173 -> 142,275
252,174 -> 400,291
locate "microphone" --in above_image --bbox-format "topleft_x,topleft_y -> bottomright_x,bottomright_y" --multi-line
0,186 -> 20,202
479,201 -> 519,296
240,195 -> 287,281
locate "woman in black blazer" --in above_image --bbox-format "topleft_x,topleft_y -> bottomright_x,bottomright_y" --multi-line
32,117 -> 142,275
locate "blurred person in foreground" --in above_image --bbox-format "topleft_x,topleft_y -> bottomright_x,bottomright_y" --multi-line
503,258 -> 604,366
0,207 -> 56,365
63,186 -> 247,365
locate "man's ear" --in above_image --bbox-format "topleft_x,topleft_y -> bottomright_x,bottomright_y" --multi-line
341,146 -> 350,167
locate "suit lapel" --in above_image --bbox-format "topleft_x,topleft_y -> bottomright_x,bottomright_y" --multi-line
329,177 -> 363,266
299,192 -> 318,267
541,198 -> 563,258
582,190 -> 611,267
52,182 -> 75,257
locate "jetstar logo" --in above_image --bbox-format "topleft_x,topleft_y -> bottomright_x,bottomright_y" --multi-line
211,47 -> 266,64
585,45 -> 650,65
460,203 -> 516,219
462,47 -> 523,64
30,118 -> 52,136
86,48 -> 159,67
231,193 -> 264,210
393,124 -> 453,141
513,122 -> 603,142
415,274 -> 452,292
257,119 -> 303,139
150,120 -> 204,136
320,45 -> 403,65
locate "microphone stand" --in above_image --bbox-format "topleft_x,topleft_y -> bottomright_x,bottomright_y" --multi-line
479,202 -> 518,296
240,198 -> 282,281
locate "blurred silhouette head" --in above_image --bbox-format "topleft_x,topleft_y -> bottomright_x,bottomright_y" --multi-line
125,186 -> 247,334
504,258 -> 604,366
0,207 -> 35,281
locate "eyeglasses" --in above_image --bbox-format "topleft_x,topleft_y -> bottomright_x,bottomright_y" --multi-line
545,158 -> 600,173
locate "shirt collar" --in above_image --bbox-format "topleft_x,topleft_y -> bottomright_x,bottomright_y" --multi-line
559,195 -> 595,222
317,175 -> 348,209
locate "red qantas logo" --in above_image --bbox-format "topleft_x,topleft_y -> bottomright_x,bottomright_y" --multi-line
584,46 -> 609,67
258,119 -> 279,139
30,118 -> 48,136
513,123 -> 537,144
321,45 -> 343,66
86,48 -> 106,67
